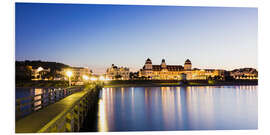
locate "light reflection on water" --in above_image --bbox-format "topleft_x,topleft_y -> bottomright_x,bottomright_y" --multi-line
97,86 -> 257,131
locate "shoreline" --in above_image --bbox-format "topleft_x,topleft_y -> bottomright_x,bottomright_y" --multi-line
104,84 -> 258,88
104,81 -> 258,88
15,80 -> 258,88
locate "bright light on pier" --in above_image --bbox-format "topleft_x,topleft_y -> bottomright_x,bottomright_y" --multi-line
66,70 -> 72,77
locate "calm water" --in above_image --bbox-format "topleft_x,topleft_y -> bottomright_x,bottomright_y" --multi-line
97,86 -> 257,131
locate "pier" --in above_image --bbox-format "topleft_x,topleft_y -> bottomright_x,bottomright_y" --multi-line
15,84 -> 101,133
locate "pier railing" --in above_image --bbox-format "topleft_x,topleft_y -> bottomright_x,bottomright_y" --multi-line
15,84 -> 101,133
38,90 -> 91,132
16,86 -> 84,119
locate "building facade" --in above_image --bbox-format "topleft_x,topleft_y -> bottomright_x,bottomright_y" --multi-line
230,68 -> 258,80
106,64 -> 130,80
139,58 -> 224,80
61,67 -> 92,81
31,66 -> 51,80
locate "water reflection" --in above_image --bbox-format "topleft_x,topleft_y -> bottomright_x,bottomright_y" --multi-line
98,89 -> 108,132
97,86 -> 257,131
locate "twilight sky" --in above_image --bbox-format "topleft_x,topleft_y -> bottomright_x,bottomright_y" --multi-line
16,3 -> 257,74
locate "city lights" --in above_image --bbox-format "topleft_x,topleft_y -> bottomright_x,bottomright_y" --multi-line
66,70 -> 72,86
99,76 -> 105,81
83,75 -> 89,81
66,70 -> 72,77
90,77 -> 97,81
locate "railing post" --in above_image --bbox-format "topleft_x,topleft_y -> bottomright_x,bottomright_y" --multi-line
74,105 -> 80,132
79,100 -> 83,126
31,95 -> 35,112
65,110 -> 74,132
48,89 -> 52,104
61,89 -> 64,99
40,93 -> 44,109
54,90 -> 57,102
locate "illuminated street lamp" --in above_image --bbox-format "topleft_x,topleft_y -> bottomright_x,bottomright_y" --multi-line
66,70 -> 72,86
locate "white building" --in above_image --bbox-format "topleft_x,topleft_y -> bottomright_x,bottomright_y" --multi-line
106,64 -> 130,80
31,66 -> 51,80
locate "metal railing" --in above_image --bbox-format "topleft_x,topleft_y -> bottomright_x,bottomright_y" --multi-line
38,91 -> 93,132
16,86 -> 84,119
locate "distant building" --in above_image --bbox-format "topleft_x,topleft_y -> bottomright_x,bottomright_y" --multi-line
31,66 -> 51,80
139,58 -> 224,80
230,68 -> 258,80
106,64 -> 130,80
61,67 -> 92,81
184,59 -> 192,70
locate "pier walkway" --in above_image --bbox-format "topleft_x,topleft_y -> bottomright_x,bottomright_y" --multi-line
16,86 -> 100,133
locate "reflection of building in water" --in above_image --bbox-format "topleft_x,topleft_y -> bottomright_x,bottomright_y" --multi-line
139,58 -> 225,80
106,64 -> 130,80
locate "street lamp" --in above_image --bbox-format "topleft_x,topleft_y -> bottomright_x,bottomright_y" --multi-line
66,70 -> 72,86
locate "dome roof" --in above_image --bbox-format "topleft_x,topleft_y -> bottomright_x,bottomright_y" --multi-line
162,59 -> 165,63
185,59 -> 191,64
145,58 -> 152,64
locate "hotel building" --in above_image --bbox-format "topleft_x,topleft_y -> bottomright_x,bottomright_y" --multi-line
139,58 -> 225,80
106,64 -> 130,80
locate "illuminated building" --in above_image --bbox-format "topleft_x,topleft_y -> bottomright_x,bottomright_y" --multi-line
106,64 -> 130,80
184,59 -> 192,70
139,58 -> 225,80
61,67 -> 92,81
230,68 -> 258,80
31,66 -> 51,80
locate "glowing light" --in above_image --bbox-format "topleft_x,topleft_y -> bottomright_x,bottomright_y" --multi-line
90,77 -> 97,81
66,70 -> 72,77
37,67 -> 43,72
99,76 -> 105,81
83,75 -> 89,81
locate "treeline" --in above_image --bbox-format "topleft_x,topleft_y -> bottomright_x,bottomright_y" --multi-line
16,60 -> 70,81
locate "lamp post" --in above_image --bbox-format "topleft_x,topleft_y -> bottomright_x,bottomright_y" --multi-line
66,71 -> 72,86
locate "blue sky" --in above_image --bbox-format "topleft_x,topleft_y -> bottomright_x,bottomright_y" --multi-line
16,3 -> 257,74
